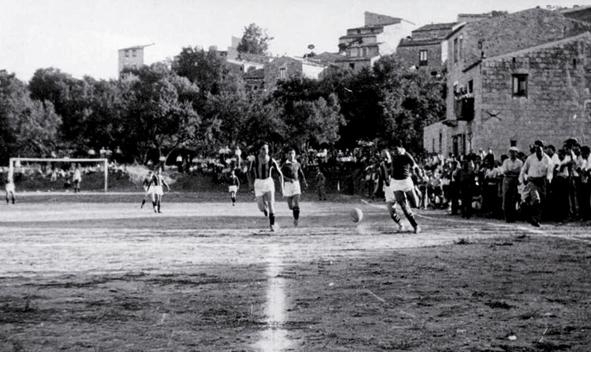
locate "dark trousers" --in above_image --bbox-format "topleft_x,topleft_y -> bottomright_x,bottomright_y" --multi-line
525,177 -> 547,223
460,186 -> 474,219
449,182 -> 460,215
551,176 -> 570,222
581,180 -> 591,220
482,182 -> 498,217
502,177 -> 518,222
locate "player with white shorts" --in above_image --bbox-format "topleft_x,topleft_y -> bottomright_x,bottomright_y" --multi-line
379,149 -> 402,231
389,141 -> 421,234
248,143 -> 284,231
228,168 -> 240,206
145,168 -> 170,213
281,148 -> 307,227
5,174 -> 16,205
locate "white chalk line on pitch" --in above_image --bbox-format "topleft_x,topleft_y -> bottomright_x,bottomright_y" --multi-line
360,199 -> 591,245
252,244 -> 294,352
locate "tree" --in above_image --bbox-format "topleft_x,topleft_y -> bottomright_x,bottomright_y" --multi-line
172,47 -> 226,99
237,23 -> 273,55
122,63 -> 202,162
28,68 -> 87,146
0,70 -> 61,162
375,56 -> 446,154
288,94 -> 344,148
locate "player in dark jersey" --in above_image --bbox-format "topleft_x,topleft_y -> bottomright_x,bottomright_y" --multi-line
145,168 -> 170,213
378,148 -> 403,232
247,143 -> 284,231
281,148 -> 308,227
388,141 -> 422,234
228,168 -> 240,206
140,170 -> 153,209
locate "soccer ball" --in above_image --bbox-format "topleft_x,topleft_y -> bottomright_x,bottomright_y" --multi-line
351,208 -> 364,223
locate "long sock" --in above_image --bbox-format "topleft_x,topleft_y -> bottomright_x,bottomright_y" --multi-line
293,206 -> 300,220
390,211 -> 401,224
231,197 -> 236,204
141,199 -> 146,208
157,201 -> 161,212
269,213 -> 275,226
403,208 -> 418,228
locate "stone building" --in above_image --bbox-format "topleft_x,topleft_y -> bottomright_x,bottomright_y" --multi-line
118,44 -> 153,76
336,11 -> 415,72
429,7 -> 591,157
263,56 -> 328,91
396,22 -> 457,75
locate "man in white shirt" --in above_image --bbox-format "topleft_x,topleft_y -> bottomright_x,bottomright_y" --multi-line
501,146 -> 523,223
520,140 -> 552,227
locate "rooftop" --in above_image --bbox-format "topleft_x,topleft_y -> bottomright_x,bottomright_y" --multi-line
413,22 -> 457,32
483,31 -> 591,61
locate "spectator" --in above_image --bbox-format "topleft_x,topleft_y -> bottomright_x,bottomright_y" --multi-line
501,147 -> 522,223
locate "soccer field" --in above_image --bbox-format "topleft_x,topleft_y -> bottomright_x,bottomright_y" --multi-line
1,194 -> 590,351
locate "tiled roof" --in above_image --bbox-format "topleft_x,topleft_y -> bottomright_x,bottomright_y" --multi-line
413,22 -> 457,32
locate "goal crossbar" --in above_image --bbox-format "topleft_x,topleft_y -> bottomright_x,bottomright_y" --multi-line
9,157 -> 109,192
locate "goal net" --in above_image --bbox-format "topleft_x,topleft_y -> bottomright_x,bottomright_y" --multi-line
8,157 -> 110,192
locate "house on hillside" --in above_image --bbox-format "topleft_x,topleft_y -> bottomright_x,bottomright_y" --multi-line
423,7 -> 591,157
335,11 -> 415,72
396,22 -> 457,76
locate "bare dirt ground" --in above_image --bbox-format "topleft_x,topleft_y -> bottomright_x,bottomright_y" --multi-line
0,192 -> 589,351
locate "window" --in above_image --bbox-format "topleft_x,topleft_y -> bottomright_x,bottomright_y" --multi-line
125,50 -> 130,58
362,47 -> 368,57
419,50 -> 428,66
468,80 -> 474,94
512,74 -> 528,97
279,67 -> 287,80
453,38 -> 458,63
132,49 -> 137,57
350,48 -> 359,57
459,36 -> 463,61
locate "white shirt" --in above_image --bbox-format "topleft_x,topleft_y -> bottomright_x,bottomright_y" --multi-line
501,158 -> 523,177
521,153 -> 552,182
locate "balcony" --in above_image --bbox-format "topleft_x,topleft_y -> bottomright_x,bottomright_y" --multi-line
454,95 -> 474,121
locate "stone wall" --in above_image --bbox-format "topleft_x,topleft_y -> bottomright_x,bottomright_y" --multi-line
476,34 -> 591,155
396,42 -> 444,73
423,122 -> 450,155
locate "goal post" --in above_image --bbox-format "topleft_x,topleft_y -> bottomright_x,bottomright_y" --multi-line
8,157 -> 109,192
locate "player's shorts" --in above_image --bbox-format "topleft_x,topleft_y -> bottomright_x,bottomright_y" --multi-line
383,183 -> 395,203
390,177 -> 414,192
254,178 -> 275,197
283,180 -> 301,197
229,185 -> 238,193
152,185 -> 164,196
5,183 -> 15,194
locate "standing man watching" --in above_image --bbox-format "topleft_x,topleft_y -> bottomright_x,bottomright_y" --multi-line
501,146 -> 523,223
520,140 -> 552,227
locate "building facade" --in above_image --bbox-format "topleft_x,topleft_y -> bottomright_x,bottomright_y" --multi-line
336,11 -> 415,72
438,8 -> 591,157
118,45 -> 152,75
396,22 -> 457,75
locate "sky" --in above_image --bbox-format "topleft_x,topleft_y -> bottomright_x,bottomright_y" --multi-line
0,0 -> 586,81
